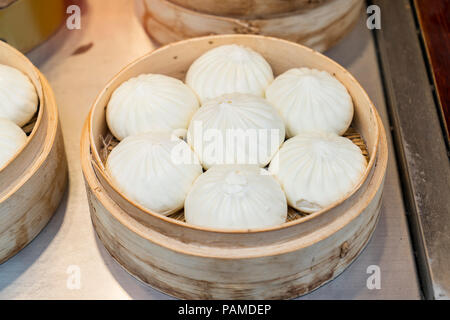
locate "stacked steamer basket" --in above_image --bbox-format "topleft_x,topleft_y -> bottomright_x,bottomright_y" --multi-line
81,35 -> 388,299
0,41 -> 68,263
140,0 -> 363,52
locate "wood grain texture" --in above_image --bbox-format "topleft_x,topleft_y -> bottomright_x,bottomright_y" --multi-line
81,35 -> 388,299
141,0 -> 363,52
414,0 -> 450,139
0,42 -> 68,264
169,0 -> 328,18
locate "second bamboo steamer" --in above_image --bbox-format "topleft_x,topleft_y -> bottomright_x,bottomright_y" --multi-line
0,41 -> 68,263
141,0 -> 363,52
169,0 -> 328,18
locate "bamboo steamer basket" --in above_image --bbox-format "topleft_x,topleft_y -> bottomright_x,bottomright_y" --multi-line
141,0 -> 363,52
0,0 -> 65,53
168,0 -> 329,18
0,41 -> 68,263
81,35 -> 388,299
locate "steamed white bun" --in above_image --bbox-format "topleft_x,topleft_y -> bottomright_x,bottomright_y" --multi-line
106,132 -> 203,215
0,64 -> 38,127
187,93 -> 285,169
185,165 -> 287,230
269,131 -> 367,213
266,68 -> 353,137
186,44 -> 274,103
106,74 -> 199,141
0,118 -> 27,170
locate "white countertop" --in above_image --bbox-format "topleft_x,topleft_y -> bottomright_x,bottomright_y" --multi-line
0,0 -> 421,299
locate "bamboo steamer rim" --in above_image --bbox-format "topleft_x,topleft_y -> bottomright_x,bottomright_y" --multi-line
0,40 -> 44,174
166,0 -> 330,19
82,113 -> 387,258
148,0 -> 345,21
141,0 -> 362,52
87,34 -> 381,234
0,52 -> 59,202
0,72 -> 58,202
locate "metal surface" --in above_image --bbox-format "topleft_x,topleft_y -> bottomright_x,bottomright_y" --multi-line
372,0 -> 450,300
0,0 -> 421,299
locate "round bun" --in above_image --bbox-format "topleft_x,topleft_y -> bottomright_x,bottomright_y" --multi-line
106,74 -> 199,141
106,132 -> 203,215
269,131 -> 367,213
0,64 -> 38,127
266,68 -> 353,137
185,165 -> 287,230
187,93 -> 285,169
186,44 -> 274,103
0,118 -> 27,170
